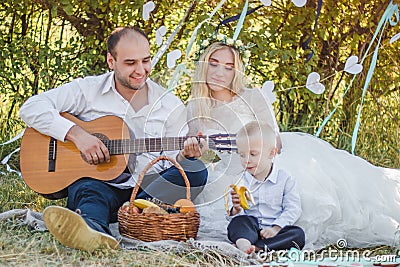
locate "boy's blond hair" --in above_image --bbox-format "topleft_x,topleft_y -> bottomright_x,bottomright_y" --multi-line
236,121 -> 276,149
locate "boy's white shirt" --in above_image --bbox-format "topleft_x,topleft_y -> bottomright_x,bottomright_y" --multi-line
228,162 -> 302,228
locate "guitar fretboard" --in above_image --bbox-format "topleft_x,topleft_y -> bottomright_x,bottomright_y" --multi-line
103,136 -> 209,154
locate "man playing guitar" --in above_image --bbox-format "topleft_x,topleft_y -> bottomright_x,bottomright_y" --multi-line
19,26 -> 208,252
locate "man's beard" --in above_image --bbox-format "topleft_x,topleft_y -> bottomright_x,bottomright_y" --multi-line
116,72 -> 147,91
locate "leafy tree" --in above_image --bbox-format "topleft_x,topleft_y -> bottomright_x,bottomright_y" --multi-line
0,0 -> 398,168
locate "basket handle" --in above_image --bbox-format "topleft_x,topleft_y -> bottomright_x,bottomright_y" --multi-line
129,155 -> 191,205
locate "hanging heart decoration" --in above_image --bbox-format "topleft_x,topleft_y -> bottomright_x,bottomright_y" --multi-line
306,72 -> 325,94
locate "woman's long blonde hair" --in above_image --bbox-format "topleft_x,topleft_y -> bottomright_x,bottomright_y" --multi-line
190,42 -> 245,118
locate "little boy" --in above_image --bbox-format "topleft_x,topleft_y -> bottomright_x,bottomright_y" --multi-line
227,121 -> 305,254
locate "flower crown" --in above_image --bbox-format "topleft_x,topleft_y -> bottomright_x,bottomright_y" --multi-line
194,33 -> 255,65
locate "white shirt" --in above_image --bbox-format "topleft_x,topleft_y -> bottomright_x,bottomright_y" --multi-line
19,72 -> 188,188
228,162 -> 302,228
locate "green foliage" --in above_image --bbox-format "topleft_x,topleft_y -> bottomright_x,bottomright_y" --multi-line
0,0 -> 399,170
0,171 -> 65,212
0,3 -> 398,262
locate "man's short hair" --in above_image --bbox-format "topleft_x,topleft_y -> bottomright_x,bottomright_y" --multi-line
107,26 -> 149,58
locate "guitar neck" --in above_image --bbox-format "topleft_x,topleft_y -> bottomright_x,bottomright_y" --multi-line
104,136 -> 199,154
20,114 -> 237,197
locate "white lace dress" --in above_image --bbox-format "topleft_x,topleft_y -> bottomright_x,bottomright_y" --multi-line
187,88 -> 400,249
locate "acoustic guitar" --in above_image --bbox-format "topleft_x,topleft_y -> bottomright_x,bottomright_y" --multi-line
19,113 -> 236,196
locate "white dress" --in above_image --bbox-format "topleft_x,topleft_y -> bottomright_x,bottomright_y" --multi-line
276,132 -> 400,249
187,88 -> 400,249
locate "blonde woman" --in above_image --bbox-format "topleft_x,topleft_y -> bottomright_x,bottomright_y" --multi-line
188,39 -> 400,249
187,41 -> 280,242
189,42 -> 279,137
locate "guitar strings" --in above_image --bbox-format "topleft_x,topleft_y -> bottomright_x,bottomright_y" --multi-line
102,136 -> 236,154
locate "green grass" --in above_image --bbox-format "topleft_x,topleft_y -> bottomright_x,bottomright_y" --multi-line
0,219 -> 238,266
1,168 -> 399,266
0,217 -> 242,266
0,131 -> 399,266
1,218 -> 397,266
0,171 -> 243,266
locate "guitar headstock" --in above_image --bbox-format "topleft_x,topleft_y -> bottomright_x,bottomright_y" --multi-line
205,134 -> 237,153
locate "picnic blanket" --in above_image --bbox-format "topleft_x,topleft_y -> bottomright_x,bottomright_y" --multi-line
0,208 -> 257,264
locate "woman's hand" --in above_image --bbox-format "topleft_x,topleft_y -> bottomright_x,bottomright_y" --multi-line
177,134 -> 208,161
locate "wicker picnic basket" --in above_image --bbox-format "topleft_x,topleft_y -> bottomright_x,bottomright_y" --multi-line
117,155 -> 200,242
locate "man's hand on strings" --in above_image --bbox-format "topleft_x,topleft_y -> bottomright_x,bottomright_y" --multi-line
66,125 -> 110,165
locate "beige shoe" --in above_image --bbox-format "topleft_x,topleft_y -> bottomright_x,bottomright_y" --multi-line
43,206 -> 119,252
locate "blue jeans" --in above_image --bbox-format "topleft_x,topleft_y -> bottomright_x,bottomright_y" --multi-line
66,158 -> 207,235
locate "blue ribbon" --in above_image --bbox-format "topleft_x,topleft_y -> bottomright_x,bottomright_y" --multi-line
167,64 -> 188,93
216,4 -> 263,34
315,1 -> 399,155
185,0 -> 226,58
232,0 -> 249,40
351,1 -> 399,154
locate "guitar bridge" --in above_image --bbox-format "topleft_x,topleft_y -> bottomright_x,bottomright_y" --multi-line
48,137 -> 57,172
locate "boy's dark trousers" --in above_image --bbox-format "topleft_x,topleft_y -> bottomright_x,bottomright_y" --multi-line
227,215 -> 305,251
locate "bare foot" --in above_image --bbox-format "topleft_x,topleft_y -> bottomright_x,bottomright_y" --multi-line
236,238 -> 256,254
